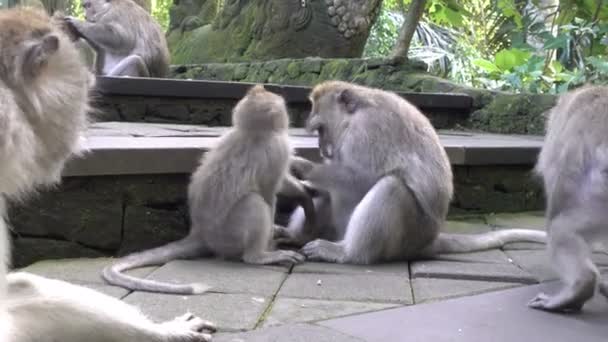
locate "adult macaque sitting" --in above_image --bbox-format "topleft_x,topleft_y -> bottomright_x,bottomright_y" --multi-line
59,0 -> 170,77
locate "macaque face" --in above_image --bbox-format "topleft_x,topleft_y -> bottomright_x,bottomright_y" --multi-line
82,0 -> 111,22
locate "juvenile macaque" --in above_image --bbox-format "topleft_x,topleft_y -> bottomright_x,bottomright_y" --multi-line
60,0 -> 170,77
528,85 -> 608,313
0,7 -> 213,341
102,85 -> 313,295
279,81 -> 547,264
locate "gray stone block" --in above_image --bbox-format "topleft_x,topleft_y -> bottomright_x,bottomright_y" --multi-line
278,273 -> 412,304
262,298 -> 398,328
293,262 -> 409,275
505,249 -> 608,282
214,323 -> 364,342
411,260 -> 536,284
124,292 -> 269,331
19,258 -> 156,284
320,282 -> 608,342
435,249 -> 511,264
412,278 -> 520,303
11,238 -> 105,268
146,260 -> 288,295
119,206 -> 188,255
504,249 -> 555,282
10,186 -> 123,250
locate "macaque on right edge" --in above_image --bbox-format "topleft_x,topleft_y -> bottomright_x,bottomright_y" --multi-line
528,85 -> 608,313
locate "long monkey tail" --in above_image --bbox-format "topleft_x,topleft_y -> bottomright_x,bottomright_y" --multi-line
102,237 -> 211,295
424,229 -> 547,255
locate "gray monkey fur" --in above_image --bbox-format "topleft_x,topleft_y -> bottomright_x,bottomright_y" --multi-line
61,0 -> 170,77
528,85 -> 608,312
279,81 -> 547,264
102,85 -> 314,295
0,7 -> 214,342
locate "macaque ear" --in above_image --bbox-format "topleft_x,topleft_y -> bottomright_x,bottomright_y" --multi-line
337,88 -> 358,114
23,34 -> 59,78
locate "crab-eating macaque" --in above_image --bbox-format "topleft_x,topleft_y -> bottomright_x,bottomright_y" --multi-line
60,0 -> 170,77
51,11 -> 98,70
102,85 -> 313,295
527,85 -> 608,313
277,81 -> 547,264
0,7 -> 214,342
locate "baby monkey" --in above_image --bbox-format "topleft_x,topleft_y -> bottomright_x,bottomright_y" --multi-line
0,7 -> 213,342
103,85 -> 312,295
528,85 -> 608,313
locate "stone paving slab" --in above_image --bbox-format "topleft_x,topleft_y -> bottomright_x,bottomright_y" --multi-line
262,298 -> 398,328
124,292 -> 269,331
19,257 -> 156,284
213,323 -> 365,342
145,259 -> 288,296
412,277 -> 520,303
411,259 -> 537,284
434,249 -> 512,264
319,281 -> 608,342
505,249 -> 608,282
278,273 -> 412,304
292,262 -> 409,275
502,241 -> 547,250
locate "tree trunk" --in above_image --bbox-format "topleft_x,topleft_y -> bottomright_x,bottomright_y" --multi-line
391,0 -> 426,59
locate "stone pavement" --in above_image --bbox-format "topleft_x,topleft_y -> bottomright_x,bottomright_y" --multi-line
18,212 -> 608,341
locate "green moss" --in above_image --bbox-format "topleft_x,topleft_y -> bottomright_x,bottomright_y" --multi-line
468,93 -> 556,134
286,62 -> 301,79
319,59 -> 352,81
233,63 -> 250,80
300,58 -> 323,74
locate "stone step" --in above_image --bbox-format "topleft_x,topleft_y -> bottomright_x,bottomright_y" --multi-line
64,122 -> 543,177
94,76 -> 473,129
8,122 -> 548,266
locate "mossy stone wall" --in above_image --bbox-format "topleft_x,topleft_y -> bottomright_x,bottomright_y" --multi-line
10,166 -> 543,267
170,58 -> 557,135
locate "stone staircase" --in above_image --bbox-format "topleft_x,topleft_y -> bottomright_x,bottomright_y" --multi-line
10,77 -> 545,267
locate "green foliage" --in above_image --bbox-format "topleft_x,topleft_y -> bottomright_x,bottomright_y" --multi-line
365,0 -> 608,94
151,0 -> 171,31
363,6 -> 403,57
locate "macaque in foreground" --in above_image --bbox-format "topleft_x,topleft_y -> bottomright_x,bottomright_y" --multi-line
0,7 -> 213,341
528,85 -> 608,313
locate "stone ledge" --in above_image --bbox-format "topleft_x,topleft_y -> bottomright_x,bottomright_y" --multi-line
93,76 -> 473,129
63,122 -> 543,177
95,76 -> 473,111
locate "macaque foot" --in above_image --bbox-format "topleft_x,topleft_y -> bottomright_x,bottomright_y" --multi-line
528,291 -> 585,313
162,313 -> 216,342
301,239 -> 345,263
